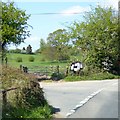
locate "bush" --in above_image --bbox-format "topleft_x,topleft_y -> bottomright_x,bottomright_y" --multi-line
51,72 -> 65,81
16,57 -> 22,62
29,56 -> 35,62
1,65 -> 52,118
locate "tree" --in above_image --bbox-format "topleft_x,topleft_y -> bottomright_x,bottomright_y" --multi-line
26,44 -> 32,54
39,38 -> 46,53
1,2 -> 31,63
68,6 -> 118,72
45,29 -> 70,61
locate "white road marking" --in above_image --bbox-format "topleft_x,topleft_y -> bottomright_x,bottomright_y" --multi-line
65,88 -> 104,118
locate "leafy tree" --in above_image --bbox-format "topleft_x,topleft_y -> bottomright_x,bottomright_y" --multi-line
42,43 -> 57,61
45,29 -> 70,61
1,2 -> 31,63
39,38 -> 46,53
68,6 -> 118,72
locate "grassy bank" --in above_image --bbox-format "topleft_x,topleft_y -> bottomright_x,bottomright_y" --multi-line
64,72 -> 119,82
1,65 -> 53,118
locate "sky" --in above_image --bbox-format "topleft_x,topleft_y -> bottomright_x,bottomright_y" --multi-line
7,0 -> 118,52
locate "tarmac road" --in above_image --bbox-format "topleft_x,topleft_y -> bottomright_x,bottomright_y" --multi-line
68,81 -> 118,118
40,79 -> 118,118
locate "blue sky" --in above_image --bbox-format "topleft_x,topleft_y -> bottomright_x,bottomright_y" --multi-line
8,0 -> 118,52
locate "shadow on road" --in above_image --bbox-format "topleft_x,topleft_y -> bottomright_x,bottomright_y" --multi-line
50,105 -> 60,114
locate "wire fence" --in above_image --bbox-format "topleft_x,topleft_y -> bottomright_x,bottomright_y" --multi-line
28,65 -> 68,76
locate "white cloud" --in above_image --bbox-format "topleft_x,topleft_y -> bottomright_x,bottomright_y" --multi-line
61,6 -> 90,16
60,0 -> 118,17
98,0 -> 118,10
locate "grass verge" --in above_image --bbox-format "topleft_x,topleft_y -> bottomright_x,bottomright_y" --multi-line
64,72 -> 120,82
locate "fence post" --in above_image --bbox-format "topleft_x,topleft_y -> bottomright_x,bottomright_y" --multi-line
2,91 -> 7,107
65,66 -> 69,76
2,90 -> 7,116
5,57 -> 8,67
57,65 -> 59,74
45,66 -> 47,76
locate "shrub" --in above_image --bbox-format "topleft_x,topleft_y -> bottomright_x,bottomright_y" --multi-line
41,58 -> 46,62
16,57 -> 22,62
51,72 -> 65,81
29,56 -> 35,62
1,65 -> 52,118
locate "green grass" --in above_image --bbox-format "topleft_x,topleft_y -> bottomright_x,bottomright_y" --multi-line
6,53 -> 69,73
64,72 -> 120,82
7,53 -> 44,67
4,105 -> 52,119
4,105 -> 53,118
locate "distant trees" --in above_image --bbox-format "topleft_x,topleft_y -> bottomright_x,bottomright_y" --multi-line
26,44 -> 32,54
40,29 -> 70,61
39,38 -> 46,53
21,45 -> 32,54
9,45 -> 33,54
9,48 -> 21,53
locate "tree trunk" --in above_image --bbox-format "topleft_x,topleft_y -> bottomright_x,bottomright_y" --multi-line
1,42 -> 6,65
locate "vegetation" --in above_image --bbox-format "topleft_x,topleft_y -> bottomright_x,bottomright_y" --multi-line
28,56 -> 35,62
7,53 -> 68,68
1,65 -> 52,118
2,4 -> 119,82
1,2 -> 31,63
16,57 -> 22,62
68,5 -> 119,74
9,49 -> 21,53
51,72 -> 65,81
64,71 -> 119,82
1,4 -> 119,119
4,2 -> 119,119
35,6 -> 119,76
40,29 -> 71,61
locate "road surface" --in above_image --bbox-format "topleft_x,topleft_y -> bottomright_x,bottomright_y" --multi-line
40,79 -> 118,118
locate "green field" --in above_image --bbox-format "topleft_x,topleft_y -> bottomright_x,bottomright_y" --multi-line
6,53 -> 70,73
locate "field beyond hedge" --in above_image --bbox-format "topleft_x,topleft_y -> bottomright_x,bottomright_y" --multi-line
6,53 -> 69,72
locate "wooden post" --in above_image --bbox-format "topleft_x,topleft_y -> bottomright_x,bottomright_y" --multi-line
2,90 -> 7,116
57,65 -> 59,74
45,66 -> 47,76
5,57 -> 7,67
2,91 -> 7,108
65,66 -> 69,76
